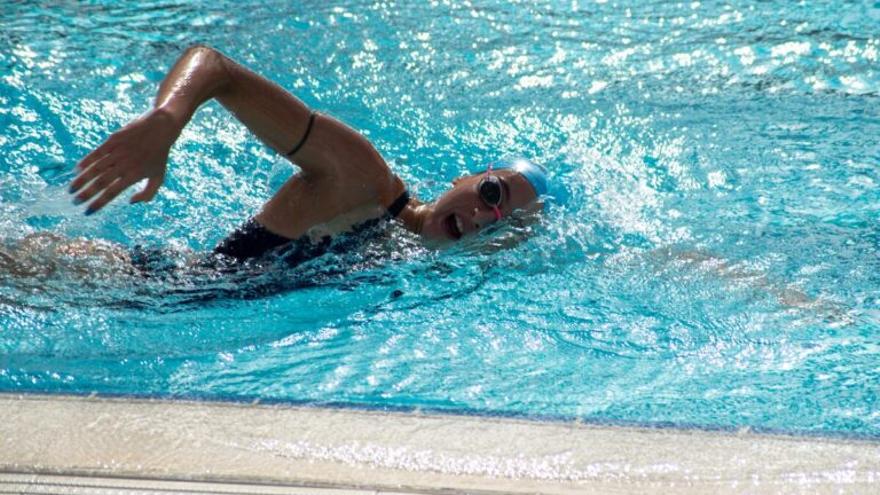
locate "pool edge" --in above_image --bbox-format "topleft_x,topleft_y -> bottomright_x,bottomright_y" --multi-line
2,393 -> 878,494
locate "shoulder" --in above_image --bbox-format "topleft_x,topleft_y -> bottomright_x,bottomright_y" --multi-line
299,114 -> 388,174
301,113 -> 401,203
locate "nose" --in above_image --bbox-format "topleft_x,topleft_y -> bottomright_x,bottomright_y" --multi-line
471,206 -> 500,230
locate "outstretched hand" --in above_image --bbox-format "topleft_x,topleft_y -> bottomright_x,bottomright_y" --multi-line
69,108 -> 181,215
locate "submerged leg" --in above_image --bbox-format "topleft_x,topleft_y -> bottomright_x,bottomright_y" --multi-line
0,233 -> 134,279
0,246 -> 16,268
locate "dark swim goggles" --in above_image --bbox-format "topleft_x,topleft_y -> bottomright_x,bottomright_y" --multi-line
477,163 -> 503,221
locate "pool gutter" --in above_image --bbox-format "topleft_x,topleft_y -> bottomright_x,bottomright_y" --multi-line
1,393 -> 878,494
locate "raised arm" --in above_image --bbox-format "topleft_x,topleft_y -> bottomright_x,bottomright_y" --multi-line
69,45 -> 389,215
156,45 -> 314,158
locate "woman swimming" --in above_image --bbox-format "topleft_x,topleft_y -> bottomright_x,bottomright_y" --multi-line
66,45 -> 548,266
3,45 -> 834,316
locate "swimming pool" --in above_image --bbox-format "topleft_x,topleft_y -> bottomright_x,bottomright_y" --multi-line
1,0 -> 878,438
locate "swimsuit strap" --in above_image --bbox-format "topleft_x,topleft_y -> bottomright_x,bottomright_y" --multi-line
386,189 -> 410,218
286,111 -> 317,157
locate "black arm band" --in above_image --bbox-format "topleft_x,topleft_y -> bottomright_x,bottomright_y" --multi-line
285,111 -> 316,157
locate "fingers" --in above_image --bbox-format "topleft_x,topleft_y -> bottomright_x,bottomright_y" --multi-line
75,137 -> 116,172
69,154 -> 114,194
71,162 -> 122,205
71,156 -> 141,215
82,175 -> 139,216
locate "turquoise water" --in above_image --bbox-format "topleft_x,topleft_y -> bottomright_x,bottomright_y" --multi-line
1,1 -> 878,436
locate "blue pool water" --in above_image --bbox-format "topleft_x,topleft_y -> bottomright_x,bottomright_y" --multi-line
1,1 -> 878,437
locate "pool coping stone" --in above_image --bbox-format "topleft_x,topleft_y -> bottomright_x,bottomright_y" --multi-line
2,393 -> 879,494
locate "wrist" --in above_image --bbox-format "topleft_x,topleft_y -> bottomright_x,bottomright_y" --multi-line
152,105 -> 188,138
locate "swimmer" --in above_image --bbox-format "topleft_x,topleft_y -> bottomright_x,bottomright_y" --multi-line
66,45 -> 548,265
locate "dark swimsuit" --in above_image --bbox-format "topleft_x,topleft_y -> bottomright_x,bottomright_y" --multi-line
212,190 -> 410,264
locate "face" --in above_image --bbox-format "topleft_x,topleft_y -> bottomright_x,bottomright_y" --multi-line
420,169 -> 541,242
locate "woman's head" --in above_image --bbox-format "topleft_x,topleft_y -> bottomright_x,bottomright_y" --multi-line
419,158 -> 548,242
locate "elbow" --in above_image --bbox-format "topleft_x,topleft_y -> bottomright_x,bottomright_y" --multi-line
183,44 -> 227,69
182,44 -> 233,89
184,43 -> 217,56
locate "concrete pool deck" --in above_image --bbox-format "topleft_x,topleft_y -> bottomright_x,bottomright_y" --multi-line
1,393 -> 878,494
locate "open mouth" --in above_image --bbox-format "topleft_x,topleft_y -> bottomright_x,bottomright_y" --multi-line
443,213 -> 464,240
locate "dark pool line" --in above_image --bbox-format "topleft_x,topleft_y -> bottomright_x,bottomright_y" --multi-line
6,388 -> 880,443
